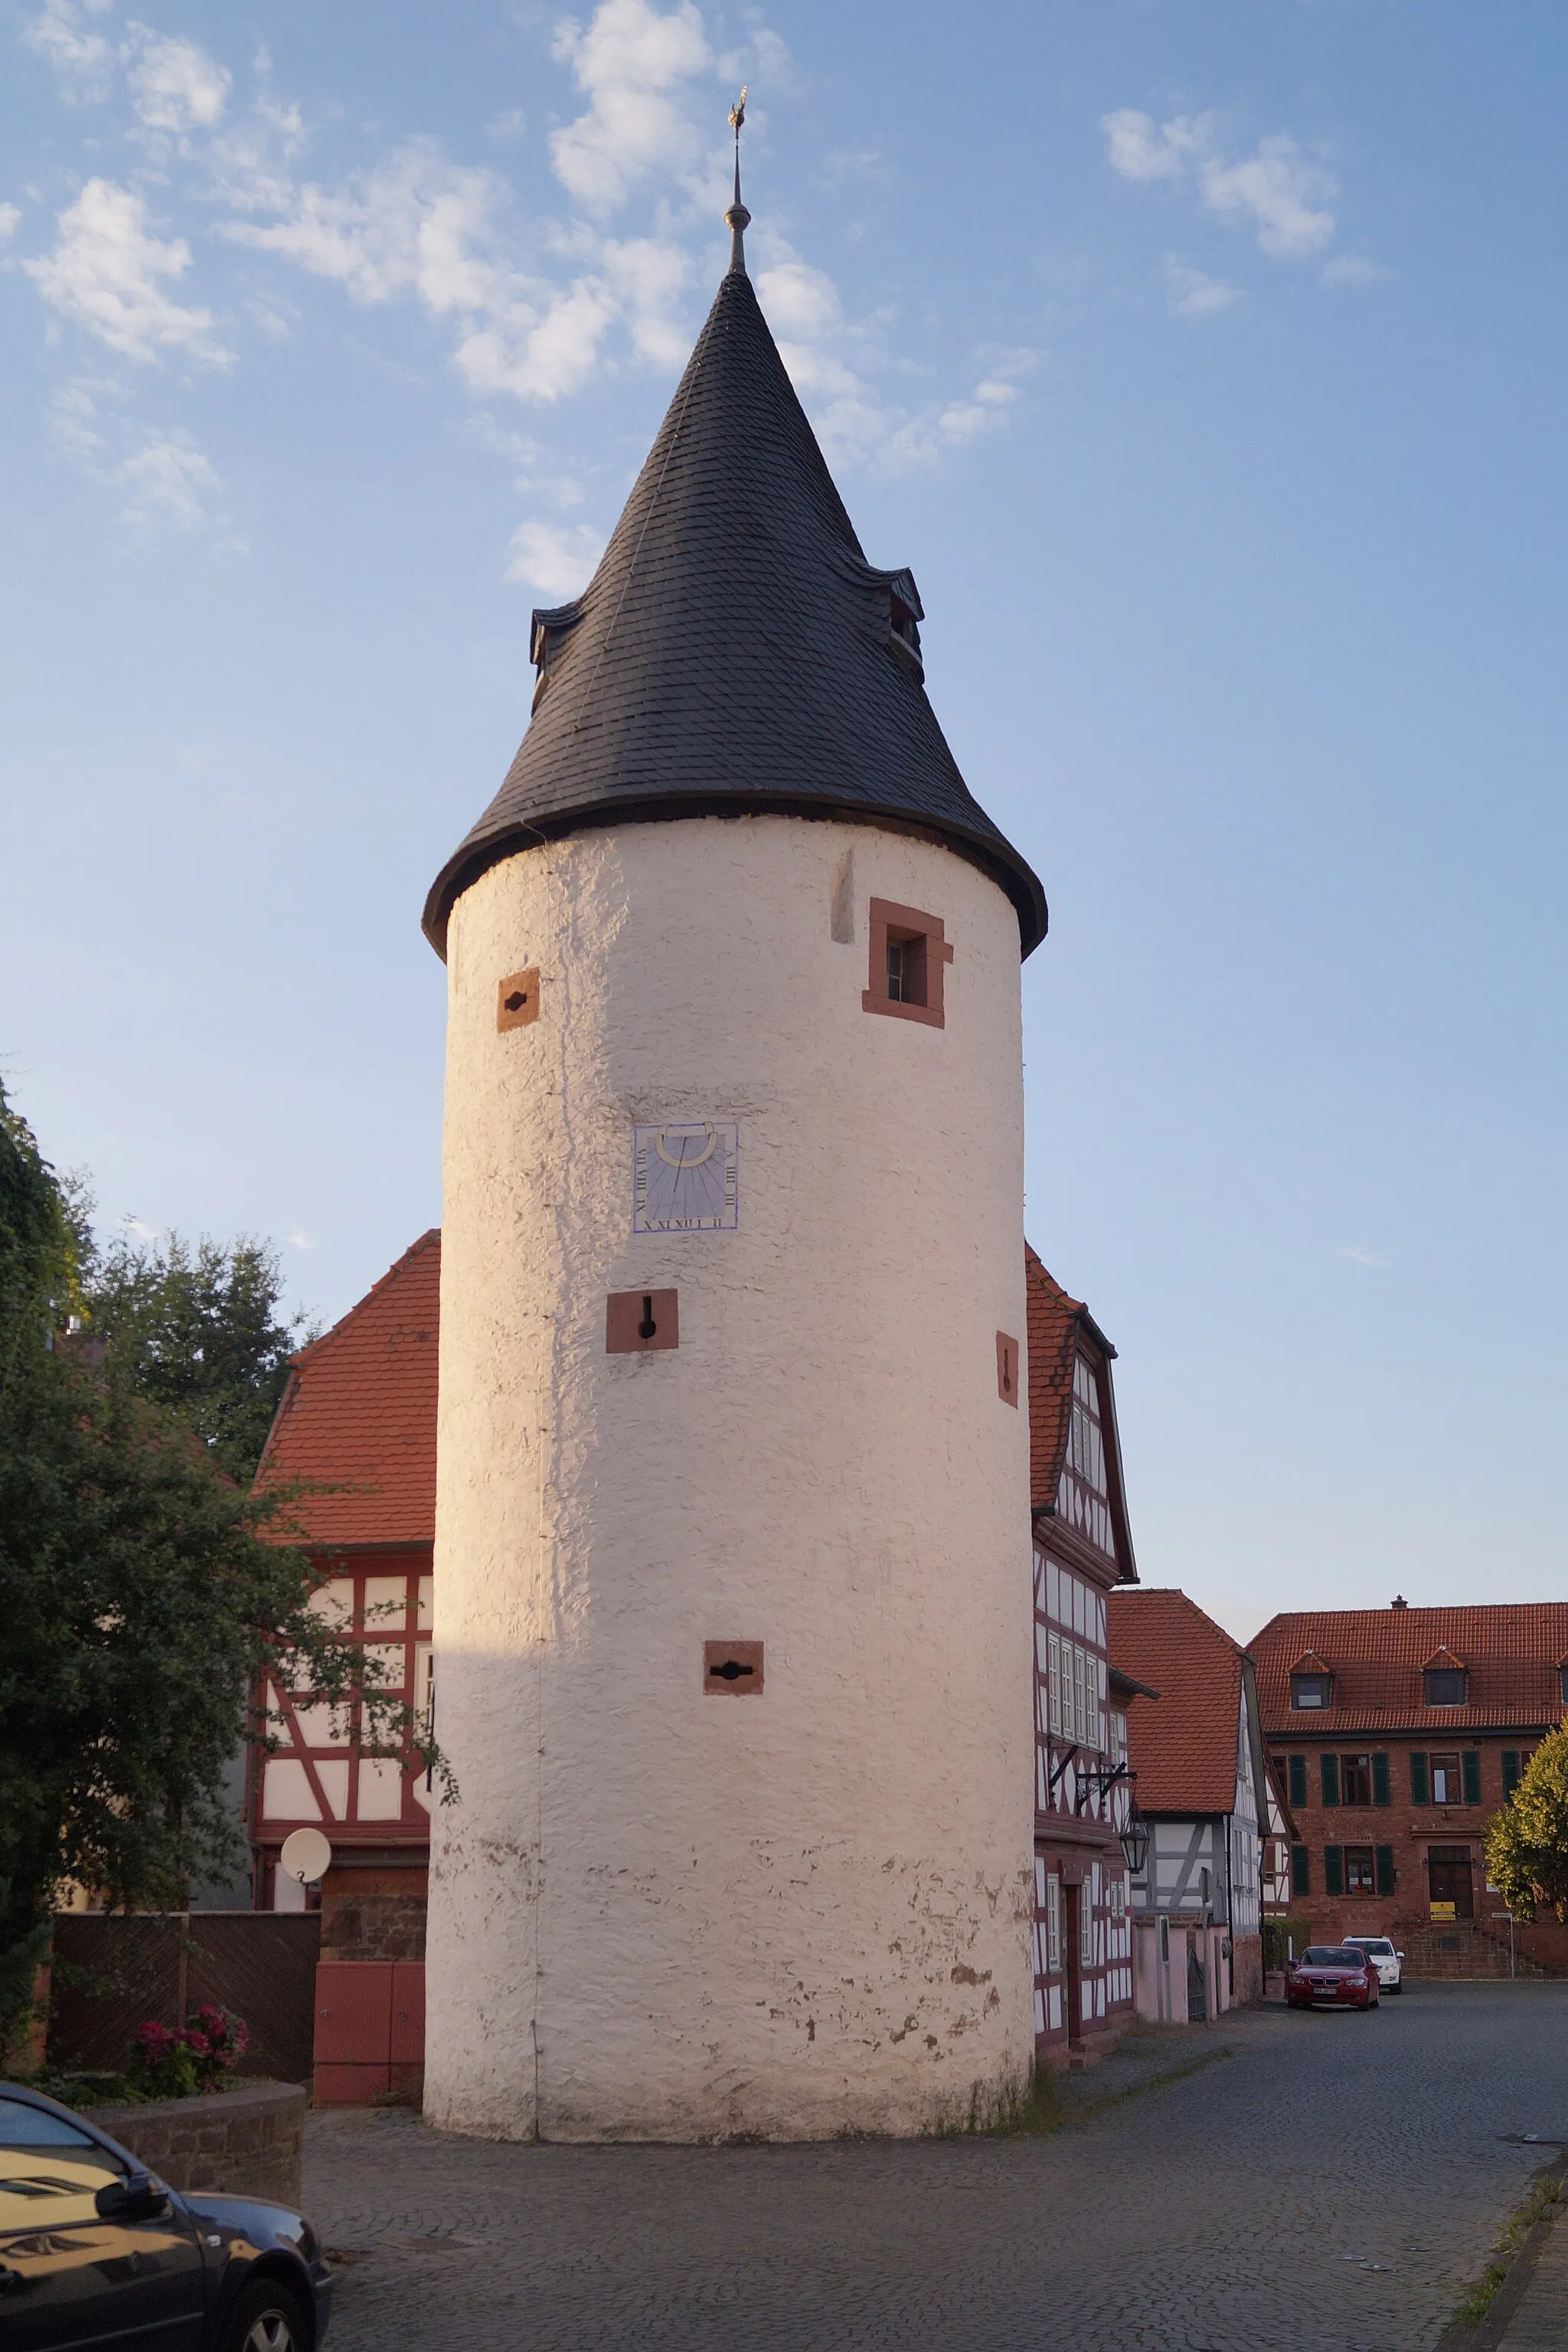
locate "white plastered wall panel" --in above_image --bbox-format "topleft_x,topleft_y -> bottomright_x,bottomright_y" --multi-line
423,814 -> 1034,2141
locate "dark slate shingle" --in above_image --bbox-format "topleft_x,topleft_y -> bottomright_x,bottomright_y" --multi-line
423,266 -> 1047,957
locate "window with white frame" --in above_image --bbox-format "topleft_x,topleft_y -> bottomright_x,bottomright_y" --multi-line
1048,1633 -> 1062,1738
1080,1870 -> 1096,1965
1046,1874 -> 1061,1972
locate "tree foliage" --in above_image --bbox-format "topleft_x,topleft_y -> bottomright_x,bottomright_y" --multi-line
77,1223 -> 309,1484
0,1083 -> 443,2060
1484,1725 -> 1568,1923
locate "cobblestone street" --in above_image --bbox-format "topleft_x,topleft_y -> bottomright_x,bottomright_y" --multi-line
306,1984 -> 1568,2352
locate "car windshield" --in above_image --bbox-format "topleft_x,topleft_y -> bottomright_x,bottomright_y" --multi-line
1302,1947 -> 1361,1967
1348,1939 -> 1393,1955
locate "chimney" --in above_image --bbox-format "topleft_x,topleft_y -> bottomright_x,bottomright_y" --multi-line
1392,1595 -> 1407,1609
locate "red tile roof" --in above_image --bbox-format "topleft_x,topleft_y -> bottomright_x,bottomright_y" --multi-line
1025,1247 -> 1078,1516
253,1231 -> 440,1548
1249,1607 -> 1568,1736
1107,1589 -> 1246,1816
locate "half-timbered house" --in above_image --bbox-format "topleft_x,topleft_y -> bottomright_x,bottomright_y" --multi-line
248,1231 -> 439,1963
1026,1250 -> 1151,2066
1107,1588 -> 1273,2017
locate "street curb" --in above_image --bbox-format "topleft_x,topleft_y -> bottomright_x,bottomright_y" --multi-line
1432,2157 -> 1567,2352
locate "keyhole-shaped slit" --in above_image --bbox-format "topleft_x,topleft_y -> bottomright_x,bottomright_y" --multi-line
1001,1348 -> 1013,1395
504,989 -> 528,1013
710,1658 -> 754,1681
638,1295 -> 657,1340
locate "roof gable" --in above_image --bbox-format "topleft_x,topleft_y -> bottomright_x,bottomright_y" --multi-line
1026,1247 -> 1136,1582
1108,1588 -> 1249,1815
1250,1606 -> 1568,1733
423,264 -> 1045,959
253,1230 -> 440,1548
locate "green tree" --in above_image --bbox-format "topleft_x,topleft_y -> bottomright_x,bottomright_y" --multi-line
1484,1725 -> 1568,1923
0,1083 -> 442,2062
79,1223 -> 309,1484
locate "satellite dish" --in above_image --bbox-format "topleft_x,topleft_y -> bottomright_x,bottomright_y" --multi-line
279,1828 -> 333,1886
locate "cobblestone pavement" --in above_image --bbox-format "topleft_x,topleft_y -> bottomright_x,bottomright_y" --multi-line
305,1984 -> 1568,2352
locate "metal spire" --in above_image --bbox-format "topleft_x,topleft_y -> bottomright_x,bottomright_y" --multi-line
724,86 -> 750,275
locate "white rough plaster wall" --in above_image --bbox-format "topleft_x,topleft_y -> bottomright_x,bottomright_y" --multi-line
423,815 -> 1034,2141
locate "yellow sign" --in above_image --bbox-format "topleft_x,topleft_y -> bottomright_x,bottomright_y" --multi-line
1429,1900 -> 1456,1921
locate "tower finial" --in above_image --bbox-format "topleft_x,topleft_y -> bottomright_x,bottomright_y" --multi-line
724,86 -> 750,276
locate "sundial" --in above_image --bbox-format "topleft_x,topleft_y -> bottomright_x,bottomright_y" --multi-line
632,1121 -> 739,1233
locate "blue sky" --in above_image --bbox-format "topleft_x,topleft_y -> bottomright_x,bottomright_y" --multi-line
2,1 -> 1565,1640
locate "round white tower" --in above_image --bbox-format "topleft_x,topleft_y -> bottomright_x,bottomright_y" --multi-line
420,192 -> 1048,2142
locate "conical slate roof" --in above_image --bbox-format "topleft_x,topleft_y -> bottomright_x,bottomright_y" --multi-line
423,261 -> 1047,957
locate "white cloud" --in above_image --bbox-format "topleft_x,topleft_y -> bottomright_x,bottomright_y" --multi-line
1165,256 -> 1243,318
227,139 -> 691,404
1321,253 -> 1389,289
487,108 -> 527,144
1102,107 -> 1205,184
287,1229 -> 315,1250
1201,134 -> 1334,260
47,374 -> 115,462
24,178 -> 232,364
1104,108 -> 1340,264
21,0 -> 116,103
1334,1244 -> 1385,1269
550,0 -> 711,213
505,516 -> 607,598
203,94 -> 306,214
120,1214 -> 158,1240
125,24 -> 230,132
0,204 -> 21,243
118,429 -> 220,531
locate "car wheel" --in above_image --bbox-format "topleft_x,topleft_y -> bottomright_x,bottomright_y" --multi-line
218,2278 -> 309,2352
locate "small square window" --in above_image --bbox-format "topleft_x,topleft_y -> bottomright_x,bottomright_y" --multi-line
863,899 -> 952,1029
1424,1668 -> 1468,1707
1290,1673 -> 1331,1710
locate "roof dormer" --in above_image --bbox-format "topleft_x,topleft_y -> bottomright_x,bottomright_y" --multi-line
1289,1651 -> 1333,1711
1423,1647 -> 1468,1707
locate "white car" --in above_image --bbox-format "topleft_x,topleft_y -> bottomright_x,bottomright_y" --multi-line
1344,1935 -> 1404,1992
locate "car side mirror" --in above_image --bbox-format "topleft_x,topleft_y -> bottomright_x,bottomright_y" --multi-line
1396,1951 -> 1406,1960
95,2172 -> 170,2222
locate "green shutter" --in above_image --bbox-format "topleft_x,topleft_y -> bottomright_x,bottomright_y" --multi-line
1289,1754 -> 1307,1808
1373,1753 -> 1390,1806
1325,1845 -> 1344,1896
1291,1844 -> 1311,1897
1463,1749 -> 1482,1806
1321,1753 -> 1340,1807
1375,1845 -> 1395,1895
1502,1751 -> 1521,1802
1410,1751 -> 1429,1804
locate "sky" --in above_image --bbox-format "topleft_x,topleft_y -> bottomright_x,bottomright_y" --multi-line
2,0 -> 1565,1643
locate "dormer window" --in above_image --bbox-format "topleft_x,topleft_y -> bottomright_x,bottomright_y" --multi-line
1290,1673 -> 1331,1710
1424,1667 -> 1468,1707
890,593 -> 922,664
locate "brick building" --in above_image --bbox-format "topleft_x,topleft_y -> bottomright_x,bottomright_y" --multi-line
1249,1602 -> 1568,1975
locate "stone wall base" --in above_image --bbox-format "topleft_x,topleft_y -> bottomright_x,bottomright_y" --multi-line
83,2081 -> 305,2205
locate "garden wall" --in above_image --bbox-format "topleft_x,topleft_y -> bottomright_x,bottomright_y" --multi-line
83,2079 -> 305,2204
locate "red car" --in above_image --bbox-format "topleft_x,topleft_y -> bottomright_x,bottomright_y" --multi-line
1286,1945 -> 1382,2011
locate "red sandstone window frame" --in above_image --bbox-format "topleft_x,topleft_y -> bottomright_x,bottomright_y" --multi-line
862,899 -> 953,1029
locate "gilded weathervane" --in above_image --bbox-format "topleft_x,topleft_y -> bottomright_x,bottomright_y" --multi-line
725,86 -> 750,273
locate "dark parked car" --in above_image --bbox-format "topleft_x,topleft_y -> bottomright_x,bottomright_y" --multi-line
0,2081 -> 332,2349
1285,1945 -> 1382,2012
